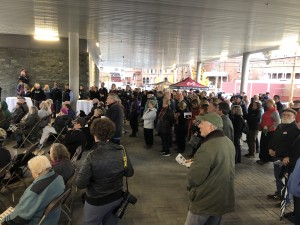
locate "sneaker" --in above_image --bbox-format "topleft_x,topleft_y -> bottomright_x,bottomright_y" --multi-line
162,153 -> 171,157
160,151 -> 166,155
267,194 -> 281,200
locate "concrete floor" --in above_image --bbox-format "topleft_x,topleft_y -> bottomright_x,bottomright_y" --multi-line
0,125 -> 293,225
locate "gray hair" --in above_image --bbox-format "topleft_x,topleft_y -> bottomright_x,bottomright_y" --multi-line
28,156 -> 52,175
108,93 -> 121,103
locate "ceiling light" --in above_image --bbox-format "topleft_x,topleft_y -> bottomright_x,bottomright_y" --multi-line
96,42 -> 100,47
34,28 -> 59,41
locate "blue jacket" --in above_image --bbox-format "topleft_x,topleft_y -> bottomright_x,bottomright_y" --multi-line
1,170 -> 65,225
288,158 -> 300,197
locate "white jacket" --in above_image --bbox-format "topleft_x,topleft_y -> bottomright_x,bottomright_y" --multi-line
142,108 -> 157,129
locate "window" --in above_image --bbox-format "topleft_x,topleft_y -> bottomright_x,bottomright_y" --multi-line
278,73 -> 283,79
286,73 -> 291,79
146,77 -> 150,83
295,73 -> 300,79
272,73 -> 277,79
143,78 -> 146,84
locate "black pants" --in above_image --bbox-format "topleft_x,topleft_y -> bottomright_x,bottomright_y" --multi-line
130,113 -> 138,134
176,127 -> 187,153
160,132 -> 172,154
259,131 -> 274,162
144,128 -> 153,146
234,136 -> 242,163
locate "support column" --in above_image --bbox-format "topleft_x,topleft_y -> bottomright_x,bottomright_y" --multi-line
89,53 -> 96,87
289,56 -> 297,102
69,33 -> 79,102
95,66 -> 100,87
240,52 -> 250,94
196,62 -> 202,83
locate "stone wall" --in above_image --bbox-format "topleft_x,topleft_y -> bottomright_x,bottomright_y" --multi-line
0,34 -> 89,100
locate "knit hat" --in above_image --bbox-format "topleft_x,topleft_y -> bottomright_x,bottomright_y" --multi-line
61,107 -> 68,115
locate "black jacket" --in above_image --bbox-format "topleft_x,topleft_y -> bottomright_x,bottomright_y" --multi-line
232,115 -> 244,139
76,142 -> 134,205
53,115 -> 72,133
246,108 -> 261,130
106,102 -> 123,139
269,122 -> 300,158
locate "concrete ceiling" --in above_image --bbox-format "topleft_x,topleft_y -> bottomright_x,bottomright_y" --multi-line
1,0 -> 300,69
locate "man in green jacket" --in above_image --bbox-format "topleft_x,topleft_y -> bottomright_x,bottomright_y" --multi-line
185,112 -> 235,225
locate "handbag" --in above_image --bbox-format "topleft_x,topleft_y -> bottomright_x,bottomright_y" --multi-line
242,120 -> 249,134
113,145 -> 137,219
189,134 -> 202,148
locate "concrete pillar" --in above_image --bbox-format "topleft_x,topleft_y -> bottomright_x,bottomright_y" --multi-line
240,52 -> 250,94
89,53 -> 95,87
69,33 -> 79,102
95,66 -> 100,87
196,62 -> 202,83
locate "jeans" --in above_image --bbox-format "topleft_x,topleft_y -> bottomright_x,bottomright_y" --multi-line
259,131 -> 274,162
273,160 -> 284,196
185,211 -> 222,225
83,198 -> 122,225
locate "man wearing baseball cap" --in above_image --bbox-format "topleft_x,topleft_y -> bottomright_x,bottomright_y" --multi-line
185,112 -> 235,225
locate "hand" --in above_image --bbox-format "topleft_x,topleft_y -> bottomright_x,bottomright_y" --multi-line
282,157 -> 289,166
269,149 -> 276,157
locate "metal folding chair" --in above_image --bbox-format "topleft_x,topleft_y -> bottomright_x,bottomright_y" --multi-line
0,161 -> 15,204
62,170 -> 76,225
17,120 -> 42,148
37,188 -> 71,225
51,126 -> 68,144
3,143 -> 39,188
70,145 -> 83,165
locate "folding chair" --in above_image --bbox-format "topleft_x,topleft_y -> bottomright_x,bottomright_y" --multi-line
38,114 -> 52,129
51,126 -> 68,144
3,143 -> 39,188
17,120 -> 42,148
38,188 -> 71,225
0,161 -> 15,204
62,170 -> 76,224
70,146 -> 83,165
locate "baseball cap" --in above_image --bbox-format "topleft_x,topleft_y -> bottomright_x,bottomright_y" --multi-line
74,117 -> 85,127
196,112 -> 223,129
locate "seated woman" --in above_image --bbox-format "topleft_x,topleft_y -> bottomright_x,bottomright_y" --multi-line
14,106 -> 40,149
0,156 -> 65,225
76,118 -> 134,225
38,101 -> 51,119
0,101 -> 12,131
49,143 -> 75,183
87,108 -> 103,127
0,129 -> 11,180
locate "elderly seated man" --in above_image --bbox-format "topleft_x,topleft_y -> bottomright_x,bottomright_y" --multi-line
0,156 -> 65,225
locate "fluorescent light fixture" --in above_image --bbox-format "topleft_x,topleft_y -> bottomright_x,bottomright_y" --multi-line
34,28 -> 59,41
96,42 -> 100,47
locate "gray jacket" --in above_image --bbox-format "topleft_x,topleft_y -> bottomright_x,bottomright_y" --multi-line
221,114 -> 234,142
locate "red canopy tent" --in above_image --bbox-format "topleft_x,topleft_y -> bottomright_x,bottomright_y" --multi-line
169,77 -> 209,90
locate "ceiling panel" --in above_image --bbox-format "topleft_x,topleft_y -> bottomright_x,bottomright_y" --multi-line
0,0 -> 300,68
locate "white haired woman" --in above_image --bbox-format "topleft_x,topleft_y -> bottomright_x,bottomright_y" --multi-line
0,156 -> 65,225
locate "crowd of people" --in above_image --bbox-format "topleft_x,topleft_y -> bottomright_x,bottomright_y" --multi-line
0,69 -> 299,224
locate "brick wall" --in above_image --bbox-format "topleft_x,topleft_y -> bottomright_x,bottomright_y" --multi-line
0,34 -> 89,100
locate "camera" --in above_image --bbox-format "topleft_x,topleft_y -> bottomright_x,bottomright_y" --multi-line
113,191 -> 137,219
